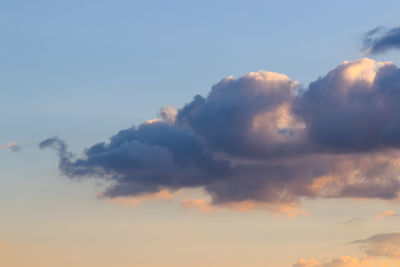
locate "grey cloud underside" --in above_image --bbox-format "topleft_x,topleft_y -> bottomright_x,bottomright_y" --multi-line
40,59 -> 400,205
363,26 -> 400,54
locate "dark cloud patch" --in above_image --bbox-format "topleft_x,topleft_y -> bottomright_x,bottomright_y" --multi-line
40,58 -> 400,209
363,26 -> 400,54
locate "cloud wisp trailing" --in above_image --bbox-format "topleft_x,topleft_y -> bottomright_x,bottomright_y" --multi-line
293,232 -> 400,267
40,58 -> 400,211
363,26 -> 400,54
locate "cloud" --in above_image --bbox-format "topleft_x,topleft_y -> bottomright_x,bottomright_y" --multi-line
294,257 -> 395,267
293,256 -> 365,267
177,71 -> 302,158
159,105 -> 178,123
40,58 -> 400,211
375,210 -> 400,219
293,258 -> 320,267
363,26 -> 400,54
104,189 -> 174,206
352,233 -> 400,259
294,233 -> 400,267
1,142 -> 20,152
180,195 -> 308,216
343,217 -> 364,225
181,197 -> 214,213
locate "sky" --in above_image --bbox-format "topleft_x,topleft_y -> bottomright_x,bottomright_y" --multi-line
2,1 -> 400,266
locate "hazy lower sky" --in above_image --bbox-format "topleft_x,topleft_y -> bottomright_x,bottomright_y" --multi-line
2,1 -> 400,266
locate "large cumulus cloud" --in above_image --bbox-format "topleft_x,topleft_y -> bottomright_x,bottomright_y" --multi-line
40,58 -> 400,210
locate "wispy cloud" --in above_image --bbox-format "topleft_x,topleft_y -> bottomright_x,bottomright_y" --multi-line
181,197 -> 214,213
293,256 -> 362,267
343,217 -> 364,225
375,210 -> 400,219
362,26 -> 400,54
102,189 -> 174,206
352,232 -> 400,259
1,142 -> 20,152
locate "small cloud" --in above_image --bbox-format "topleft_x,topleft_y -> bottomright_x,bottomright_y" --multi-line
102,189 -> 174,206
143,106 -> 178,125
294,232 -> 400,266
352,232 -> 400,259
181,197 -> 215,213
375,210 -> 400,219
181,195 -> 309,217
343,217 -> 364,225
293,256 -> 396,267
362,25 -> 400,54
1,142 -> 20,152
293,258 -> 320,267
159,105 -> 177,123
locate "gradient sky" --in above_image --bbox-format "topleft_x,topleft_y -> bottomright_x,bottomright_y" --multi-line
2,1 -> 400,266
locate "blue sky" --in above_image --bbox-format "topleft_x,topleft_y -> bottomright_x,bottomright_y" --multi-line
1,0 -> 399,150
2,0 -> 400,127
